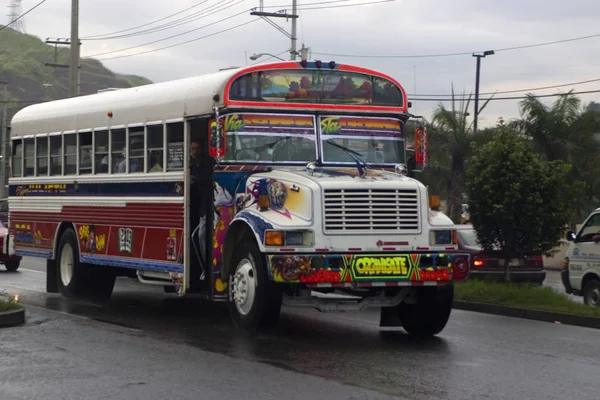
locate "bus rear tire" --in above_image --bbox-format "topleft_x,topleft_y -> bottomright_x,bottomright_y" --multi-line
397,283 -> 454,337
228,237 -> 282,332
56,228 -> 88,299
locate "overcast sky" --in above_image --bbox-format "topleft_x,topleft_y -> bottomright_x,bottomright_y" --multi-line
4,0 -> 600,127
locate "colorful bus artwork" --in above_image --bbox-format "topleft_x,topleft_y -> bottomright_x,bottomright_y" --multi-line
8,61 -> 469,336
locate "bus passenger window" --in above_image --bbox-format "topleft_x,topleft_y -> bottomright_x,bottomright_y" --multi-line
166,122 -> 184,171
63,134 -> 77,175
36,136 -> 49,176
128,126 -> 144,173
147,124 -> 164,173
12,140 -> 22,177
79,132 -> 92,175
24,138 -> 34,177
50,136 -> 62,176
111,128 -> 126,174
94,130 -> 108,174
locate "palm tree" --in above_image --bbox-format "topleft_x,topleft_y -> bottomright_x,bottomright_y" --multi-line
428,86 -> 494,223
513,91 -> 600,223
512,91 -> 582,162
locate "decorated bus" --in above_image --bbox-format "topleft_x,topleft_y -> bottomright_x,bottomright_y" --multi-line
7,61 -> 469,336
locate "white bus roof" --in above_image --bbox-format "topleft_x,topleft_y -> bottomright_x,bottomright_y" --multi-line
10,67 -> 243,137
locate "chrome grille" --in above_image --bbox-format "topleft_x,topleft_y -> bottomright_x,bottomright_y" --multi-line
323,188 -> 419,232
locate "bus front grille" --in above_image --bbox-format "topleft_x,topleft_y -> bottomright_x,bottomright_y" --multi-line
323,188 -> 419,233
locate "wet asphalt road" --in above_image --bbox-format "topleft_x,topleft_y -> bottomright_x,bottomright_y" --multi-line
1,258 -> 599,400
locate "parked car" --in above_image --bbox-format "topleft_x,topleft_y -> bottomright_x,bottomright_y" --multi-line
456,224 -> 546,284
0,219 -> 22,272
562,209 -> 600,306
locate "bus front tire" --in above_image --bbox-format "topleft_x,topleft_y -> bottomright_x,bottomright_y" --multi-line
397,283 -> 454,337
228,238 -> 282,332
56,229 -> 87,299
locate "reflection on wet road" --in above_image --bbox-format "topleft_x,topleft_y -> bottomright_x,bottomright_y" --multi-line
2,258 -> 599,400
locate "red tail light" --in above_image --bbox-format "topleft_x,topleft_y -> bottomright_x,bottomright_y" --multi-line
531,255 -> 543,267
473,257 -> 486,268
563,257 -> 569,270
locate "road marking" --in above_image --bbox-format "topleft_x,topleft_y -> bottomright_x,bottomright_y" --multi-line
20,268 -> 44,274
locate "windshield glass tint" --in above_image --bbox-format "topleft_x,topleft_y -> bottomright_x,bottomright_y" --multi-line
458,229 -> 480,247
229,69 -> 403,107
320,116 -> 404,164
222,113 -> 317,163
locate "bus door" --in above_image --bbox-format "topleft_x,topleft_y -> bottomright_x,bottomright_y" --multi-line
186,117 -> 213,293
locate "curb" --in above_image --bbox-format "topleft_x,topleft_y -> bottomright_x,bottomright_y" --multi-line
0,306 -> 26,328
453,300 -> 600,330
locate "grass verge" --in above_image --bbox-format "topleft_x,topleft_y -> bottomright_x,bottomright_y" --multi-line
455,280 -> 600,318
0,297 -> 20,312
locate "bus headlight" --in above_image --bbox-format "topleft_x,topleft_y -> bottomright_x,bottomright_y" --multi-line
265,230 -> 314,247
429,230 -> 457,246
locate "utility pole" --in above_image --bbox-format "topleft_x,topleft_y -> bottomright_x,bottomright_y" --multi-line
472,50 -> 494,133
250,1 -> 299,61
0,81 -> 8,199
69,0 -> 80,97
290,0 -> 297,60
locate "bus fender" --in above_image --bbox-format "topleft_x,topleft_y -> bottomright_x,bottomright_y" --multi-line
52,222 -> 80,261
221,211 -> 273,280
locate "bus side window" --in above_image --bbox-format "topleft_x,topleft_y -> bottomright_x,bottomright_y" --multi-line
147,124 -> 164,173
64,134 -> 77,175
166,122 -> 184,171
50,136 -> 62,176
79,131 -> 93,175
12,139 -> 22,177
23,138 -> 34,177
94,130 -> 109,174
111,128 -> 126,174
36,136 -> 49,176
128,126 -> 144,173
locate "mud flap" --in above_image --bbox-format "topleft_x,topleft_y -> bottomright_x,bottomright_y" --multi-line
379,306 -> 402,327
46,259 -> 59,293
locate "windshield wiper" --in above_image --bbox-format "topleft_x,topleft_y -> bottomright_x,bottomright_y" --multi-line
235,136 -> 292,159
324,139 -> 369,177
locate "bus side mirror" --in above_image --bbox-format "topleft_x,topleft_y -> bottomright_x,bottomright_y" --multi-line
566,231 -> 576,241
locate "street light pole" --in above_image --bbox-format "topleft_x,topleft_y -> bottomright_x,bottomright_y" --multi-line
0,81 -> 8,199
472,50 -> 494,133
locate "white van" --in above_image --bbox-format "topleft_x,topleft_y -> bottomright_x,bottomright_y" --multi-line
563,209 -> 600,306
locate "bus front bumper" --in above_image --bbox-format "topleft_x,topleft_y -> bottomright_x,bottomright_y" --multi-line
266,252 -> 471,287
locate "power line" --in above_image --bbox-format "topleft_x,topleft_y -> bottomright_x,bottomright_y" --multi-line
409,78 -> 600,97
81,0 -> 212,39
0,0 -> 47,32
411,90 -> 600,102
296,0 -> 394,11
96,18 -> 260,61
82,0 -> 244,41
88,8 -> 248,58
312,32 -> 600,59
262,0 -> 379,9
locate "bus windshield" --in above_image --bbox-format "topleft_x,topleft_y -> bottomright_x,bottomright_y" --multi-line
320,116 -> 404,165
222,113 -> 317,163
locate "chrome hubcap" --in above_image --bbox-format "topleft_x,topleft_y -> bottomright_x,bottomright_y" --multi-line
60,242 -> 74,287
588,288 -> 600,306
231,258 -> 256,316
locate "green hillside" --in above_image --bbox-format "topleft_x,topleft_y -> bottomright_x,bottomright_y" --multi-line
0,26 -> 153,122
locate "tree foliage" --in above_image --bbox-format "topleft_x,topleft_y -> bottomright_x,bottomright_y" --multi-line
466,129 -> 574,280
